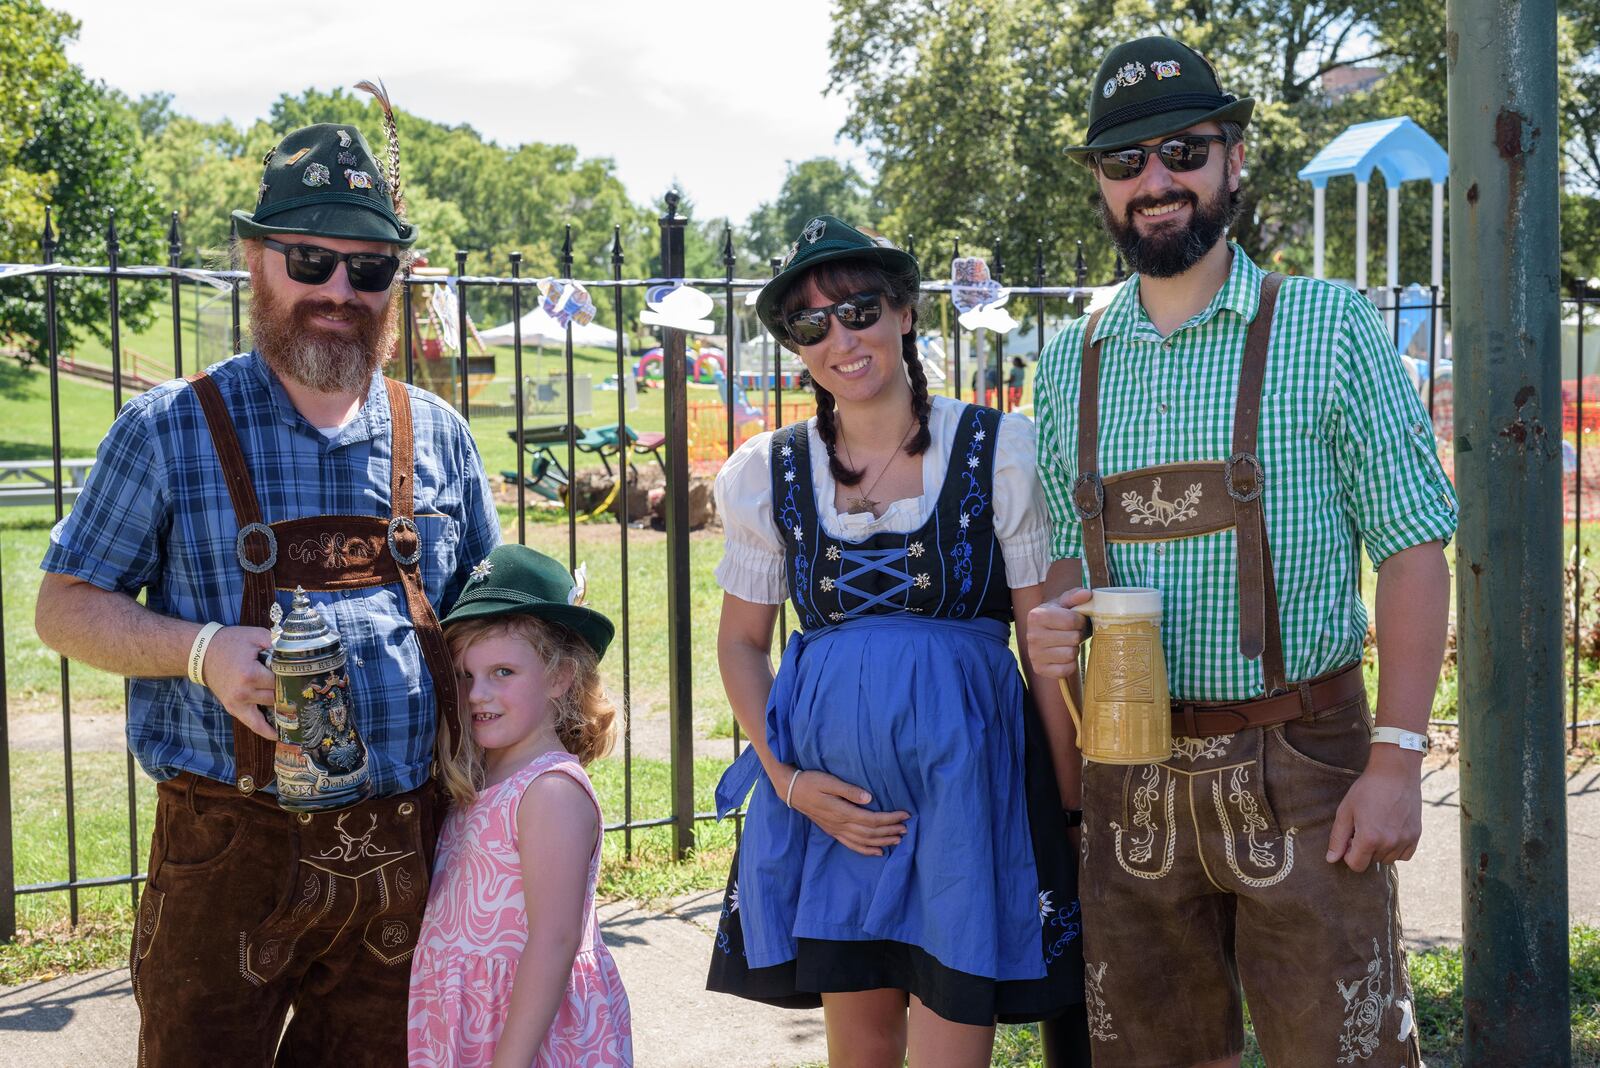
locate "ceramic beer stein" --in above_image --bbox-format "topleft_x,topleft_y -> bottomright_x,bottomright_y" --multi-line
265,587 -> 372,811
1059,586 -> 1172,765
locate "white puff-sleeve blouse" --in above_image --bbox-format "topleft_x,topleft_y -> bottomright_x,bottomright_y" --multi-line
713,394 -> 1049,605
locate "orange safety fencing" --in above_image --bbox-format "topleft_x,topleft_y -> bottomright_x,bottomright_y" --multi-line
687,400 -> 814,463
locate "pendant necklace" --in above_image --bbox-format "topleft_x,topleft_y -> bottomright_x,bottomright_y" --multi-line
839,416 -> 917,515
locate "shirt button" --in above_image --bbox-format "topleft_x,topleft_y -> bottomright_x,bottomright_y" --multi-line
1154,543 -> 1166,556
1158,403 -> 1170,415
1411,421 -> 1426,435
352,655 -> 365,668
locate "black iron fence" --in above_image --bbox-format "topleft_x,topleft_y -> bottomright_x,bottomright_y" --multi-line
0,196 -> 1592,943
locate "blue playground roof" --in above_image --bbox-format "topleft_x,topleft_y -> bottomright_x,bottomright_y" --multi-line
1297,117 -> 1447,188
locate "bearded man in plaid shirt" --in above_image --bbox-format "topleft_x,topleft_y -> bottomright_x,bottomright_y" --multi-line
1027,37 -> 1456,1068
35,120 -> 498,1065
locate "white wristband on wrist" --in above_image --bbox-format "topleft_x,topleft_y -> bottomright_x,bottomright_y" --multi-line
1370,726 -> 1430,753
188,622 -> 225,686
785,768 -> 805,807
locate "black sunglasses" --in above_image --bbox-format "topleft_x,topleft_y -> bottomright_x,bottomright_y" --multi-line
784,291 -> 883,347
262,238 -> 401,292
1094,134 -> 1228,182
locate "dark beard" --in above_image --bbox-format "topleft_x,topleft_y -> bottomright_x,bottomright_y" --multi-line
1098,171 -> 1238,279
248,277 -> 397,396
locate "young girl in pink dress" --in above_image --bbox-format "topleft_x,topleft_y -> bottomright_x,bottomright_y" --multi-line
409,545 -> 633,1067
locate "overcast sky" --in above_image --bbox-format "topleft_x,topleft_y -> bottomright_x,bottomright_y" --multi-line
54,0 -> 867,223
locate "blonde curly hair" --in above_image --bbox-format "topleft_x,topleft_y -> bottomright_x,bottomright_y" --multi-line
437,614 -> 616,805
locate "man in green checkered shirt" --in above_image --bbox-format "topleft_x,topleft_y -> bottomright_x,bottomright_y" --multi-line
1028,36 -> 1455,1068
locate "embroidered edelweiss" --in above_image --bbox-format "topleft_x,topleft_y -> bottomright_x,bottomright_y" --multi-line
907,541 -> 925,558
914,573 -> 931,589
967,456 -> 980,469
783,469 -> 796,482
727,880 -> 739,913
792,525 -> 804,541
1120,478 -> 1202,528
958,512 -> 971,529
825,545 -> 841,561
469,559 -> 493,583
828,611 -> 845,622
820,576 -> 836,592
974,428 -> 986,442
780,444 -> 792,457
1039,889 -> 1056,922
568,563 -> 588,606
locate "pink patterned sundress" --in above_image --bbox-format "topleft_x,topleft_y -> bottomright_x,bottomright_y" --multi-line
408,750 -> 633,1066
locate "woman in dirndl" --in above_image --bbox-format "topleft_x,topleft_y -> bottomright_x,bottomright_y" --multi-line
708,215 -> 1089,1066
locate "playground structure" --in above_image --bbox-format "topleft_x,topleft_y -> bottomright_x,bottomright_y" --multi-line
400,264 -> 497,402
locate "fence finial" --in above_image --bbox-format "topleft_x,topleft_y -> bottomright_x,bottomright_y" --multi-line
105,208 -> 119,258
561,225 -> 573,278
612,224 -> 624,265
722,225 -> 735,270
664,189 -> 681,218
167,212 -> 182,265
42,206 -> 56,259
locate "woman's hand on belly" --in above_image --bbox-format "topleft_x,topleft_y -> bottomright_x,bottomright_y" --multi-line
788,768 -> 909,857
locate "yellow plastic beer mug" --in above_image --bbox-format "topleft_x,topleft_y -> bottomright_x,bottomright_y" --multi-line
1058,587 -> 1171,765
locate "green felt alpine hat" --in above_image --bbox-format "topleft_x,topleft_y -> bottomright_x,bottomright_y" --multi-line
1065,36 -> 1254,164
755,215 -> 919,345
442,545 -> 614,660
233,123 -> 417,247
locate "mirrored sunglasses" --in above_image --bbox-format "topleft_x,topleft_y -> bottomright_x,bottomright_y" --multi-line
784,291 -> 883,347
262,238 -> 401,292
1094,134 -> 1228,182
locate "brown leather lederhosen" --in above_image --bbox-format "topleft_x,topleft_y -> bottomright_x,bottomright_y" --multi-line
186,371 -> 460,788
1071,273 -> 1363,737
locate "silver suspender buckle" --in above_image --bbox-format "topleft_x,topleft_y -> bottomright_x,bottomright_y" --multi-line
1223,452 -> 1265,503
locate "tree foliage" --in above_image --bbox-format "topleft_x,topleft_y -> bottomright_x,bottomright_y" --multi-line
0,4 -> 164,363
826,0 -> 1599,290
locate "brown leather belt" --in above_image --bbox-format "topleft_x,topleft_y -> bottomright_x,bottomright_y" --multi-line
1171,662 -> 1366,738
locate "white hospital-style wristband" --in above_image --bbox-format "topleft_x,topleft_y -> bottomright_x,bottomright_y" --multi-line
1370,726 -> 1430,753
187,622 -> 225,686
785,768 -> 805,808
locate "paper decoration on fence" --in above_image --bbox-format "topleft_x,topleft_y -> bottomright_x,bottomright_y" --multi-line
959,301 -> 1019,334
429,282 -> 461,353
537,278 -> 598,328
639,283 -> 716,334
951,257 -> 1002,313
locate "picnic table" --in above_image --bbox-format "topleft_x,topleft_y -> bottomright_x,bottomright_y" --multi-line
0,458 -> 94,507
502,424 -> 666,502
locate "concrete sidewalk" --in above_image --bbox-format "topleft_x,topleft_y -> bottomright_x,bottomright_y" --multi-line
2,759 -> 1594,1068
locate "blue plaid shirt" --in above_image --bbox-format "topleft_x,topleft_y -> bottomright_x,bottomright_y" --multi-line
42,352 -> 501,795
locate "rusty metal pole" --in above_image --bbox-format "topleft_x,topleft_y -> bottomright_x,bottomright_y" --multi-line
1447,2 -> 1570,1063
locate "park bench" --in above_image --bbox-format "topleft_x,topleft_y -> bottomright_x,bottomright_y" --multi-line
0,458 -> 94,508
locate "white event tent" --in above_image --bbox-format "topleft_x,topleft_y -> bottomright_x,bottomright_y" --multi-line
478,306 -> 622,349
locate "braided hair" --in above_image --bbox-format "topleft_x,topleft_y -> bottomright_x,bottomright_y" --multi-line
782,260 -> 931,487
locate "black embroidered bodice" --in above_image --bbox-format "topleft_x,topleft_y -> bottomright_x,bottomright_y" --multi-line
771,404 -> 1013,631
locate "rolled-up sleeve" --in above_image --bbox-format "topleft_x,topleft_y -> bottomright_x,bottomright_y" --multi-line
713,433 -> 787,604
1328,292 -> 1458,568
993,412 -> 1049,587
1035,324 -> 1086,562
41,400 -> 168,594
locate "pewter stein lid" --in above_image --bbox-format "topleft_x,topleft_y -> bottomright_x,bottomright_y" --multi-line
268,587 -> 343,661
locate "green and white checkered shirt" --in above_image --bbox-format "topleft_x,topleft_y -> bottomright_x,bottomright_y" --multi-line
1035,245 -> 1457,702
